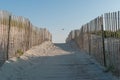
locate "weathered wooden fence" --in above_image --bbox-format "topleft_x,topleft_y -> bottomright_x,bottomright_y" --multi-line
66,11 -> 120,77
0,10 -> 52,65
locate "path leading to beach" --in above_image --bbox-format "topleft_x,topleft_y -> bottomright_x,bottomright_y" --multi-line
0,41 -> 117,80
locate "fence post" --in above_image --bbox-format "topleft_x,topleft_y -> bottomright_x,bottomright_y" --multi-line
87,24 -> 91,55
101,16 -> 106,67
6,15 -> 11,60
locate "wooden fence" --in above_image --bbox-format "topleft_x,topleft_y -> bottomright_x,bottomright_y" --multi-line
0,10 -> 52,65
66,11 -> 120,77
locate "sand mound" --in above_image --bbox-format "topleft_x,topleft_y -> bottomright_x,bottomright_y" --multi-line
0,41 -> 54,80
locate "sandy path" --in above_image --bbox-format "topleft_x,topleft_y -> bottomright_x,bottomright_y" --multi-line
0,41 -> 118,80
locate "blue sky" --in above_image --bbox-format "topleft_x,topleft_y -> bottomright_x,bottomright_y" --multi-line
0,0 -> 120,43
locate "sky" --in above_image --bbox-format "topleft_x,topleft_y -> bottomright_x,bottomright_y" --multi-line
0,0 -> 120,43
